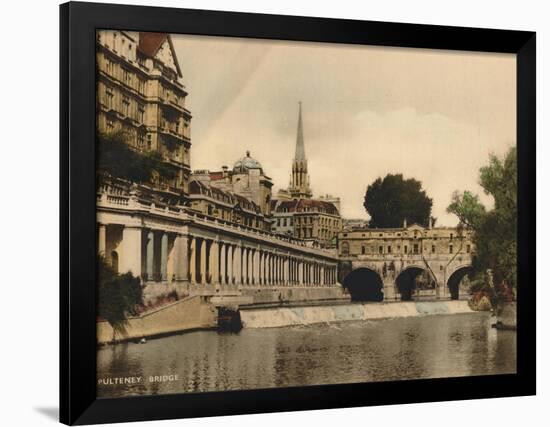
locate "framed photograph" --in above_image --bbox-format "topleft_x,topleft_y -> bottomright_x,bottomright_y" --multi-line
60,1 -> 536,425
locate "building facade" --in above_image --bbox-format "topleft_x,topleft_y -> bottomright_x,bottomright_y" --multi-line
271,199 -> 342,248
189,172 -> 271,232
338,222 -> 474,301
272,103 -> 342,247
96,30 -> 192,194
96,35 -> 342,305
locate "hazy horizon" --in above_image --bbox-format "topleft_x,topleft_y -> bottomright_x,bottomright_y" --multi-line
171,34 -> 516,226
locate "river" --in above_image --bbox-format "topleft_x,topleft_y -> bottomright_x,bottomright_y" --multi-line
97,311 -> 516,398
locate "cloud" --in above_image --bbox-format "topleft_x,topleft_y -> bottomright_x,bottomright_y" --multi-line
171,34 -> 515,226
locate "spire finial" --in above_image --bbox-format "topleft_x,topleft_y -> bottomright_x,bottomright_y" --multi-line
295,102 -> 306,161
246,150 -> 250,157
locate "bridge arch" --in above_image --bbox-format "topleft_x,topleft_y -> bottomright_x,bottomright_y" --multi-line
343,268 -> 384,302
395,266 -> 434,301
447,265 -> 473,300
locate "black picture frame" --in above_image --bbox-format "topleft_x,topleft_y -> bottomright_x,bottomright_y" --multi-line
60,1 -> 536,425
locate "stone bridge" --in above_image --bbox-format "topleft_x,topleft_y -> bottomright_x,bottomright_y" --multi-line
339,253 -> 473,301
338,223 -> 474,301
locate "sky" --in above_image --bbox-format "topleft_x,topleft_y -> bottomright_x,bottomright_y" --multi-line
171,34 -> 516,226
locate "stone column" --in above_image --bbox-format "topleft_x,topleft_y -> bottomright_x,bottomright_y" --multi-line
220,242 -> 226,285
233,245 -> 241,285
119,227 -> 142,277
160,233 -> 168,281
98,224 -> 107,256
298,262 -> 303,285
209,240 -> 219,284
174,234 -> 189,281
259,251 -> 263,285
199,238 -> 207,284
146,231 -> 154,281
266,253 -> 271,285
254,249 -> 260,285
189,236 -> 196,284
321,266 -> 325,286
227,245 -> 234,284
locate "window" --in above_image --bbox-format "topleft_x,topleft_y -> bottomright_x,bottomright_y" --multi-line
466,244 -> 471,253
122,96 -> 130,116
404,245 -> 408,254
105,86 -> 114,109
106,117 -> 114,130
137,131 -> 145,149
146,133 -> 152,149
413,244 -> 419,254
138,77 -> 146,94
387,246 -> 392,253
379,246 -> 383,254
342,242 -> 349,255
432,245 -> 436,253
449,245 -> 454,254
361,246 -> 366,255
105,58 -> 115,76
123,68 -> 132,86
138,104 -> 145,123
450,233 -> 454,240
283,218 -> 287,227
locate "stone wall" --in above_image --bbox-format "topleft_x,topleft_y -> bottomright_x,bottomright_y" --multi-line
240,300 -> 474,328
97,295 -> 217,344
240,285 -> 349,306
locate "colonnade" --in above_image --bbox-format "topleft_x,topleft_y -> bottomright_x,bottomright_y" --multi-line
98,224 -> 338,287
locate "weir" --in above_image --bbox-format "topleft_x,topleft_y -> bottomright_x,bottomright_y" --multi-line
239,300 -> 473,329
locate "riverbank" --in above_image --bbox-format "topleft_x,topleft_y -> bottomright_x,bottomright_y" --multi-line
97,298 -> 478,345
97,295 -> 217,345
240,300 -> 474,328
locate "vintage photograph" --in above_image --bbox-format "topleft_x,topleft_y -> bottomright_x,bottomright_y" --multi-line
95,30 -> 517,398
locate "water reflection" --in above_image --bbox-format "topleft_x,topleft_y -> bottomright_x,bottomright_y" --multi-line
97,312 -> 516,398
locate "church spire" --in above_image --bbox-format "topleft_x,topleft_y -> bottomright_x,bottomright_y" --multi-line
289,102 -> 312,199
294,101 -> 306,161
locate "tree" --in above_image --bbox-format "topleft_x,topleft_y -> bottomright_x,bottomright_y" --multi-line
363,174 -> 433,228
98,256 -> 143,334
97,130 -> 177,185
447,148 -> 517,289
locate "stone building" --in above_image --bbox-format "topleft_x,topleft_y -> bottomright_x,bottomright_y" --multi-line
96,34 -> 343,306
204,152 -> 273,217
271,199 -> 342,248
338,221 -> 474,301
188,151 -> 274,232
189,173 -> 271,232
272,103 -> 342,247
96,30 -> 192,194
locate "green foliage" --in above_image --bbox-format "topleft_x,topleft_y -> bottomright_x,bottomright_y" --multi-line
97,130 -> 177,185
364,174 -> 433,228
447,148 -> 517,289
98,256 -> 143,329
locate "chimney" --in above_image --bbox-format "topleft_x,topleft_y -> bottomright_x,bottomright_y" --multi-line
403,218 -> 407,228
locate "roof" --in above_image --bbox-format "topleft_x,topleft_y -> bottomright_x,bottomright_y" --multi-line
273,198 -> 339,216
189,180 -> 261,214
138,32 -> 182,77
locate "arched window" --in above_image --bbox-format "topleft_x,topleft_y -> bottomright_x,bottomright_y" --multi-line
341,241 -> 350,256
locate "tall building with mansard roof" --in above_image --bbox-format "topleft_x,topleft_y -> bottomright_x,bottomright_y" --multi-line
96,30 -> 192,195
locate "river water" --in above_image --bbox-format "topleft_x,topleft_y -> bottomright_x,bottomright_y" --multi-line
97,312 -> 516,398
